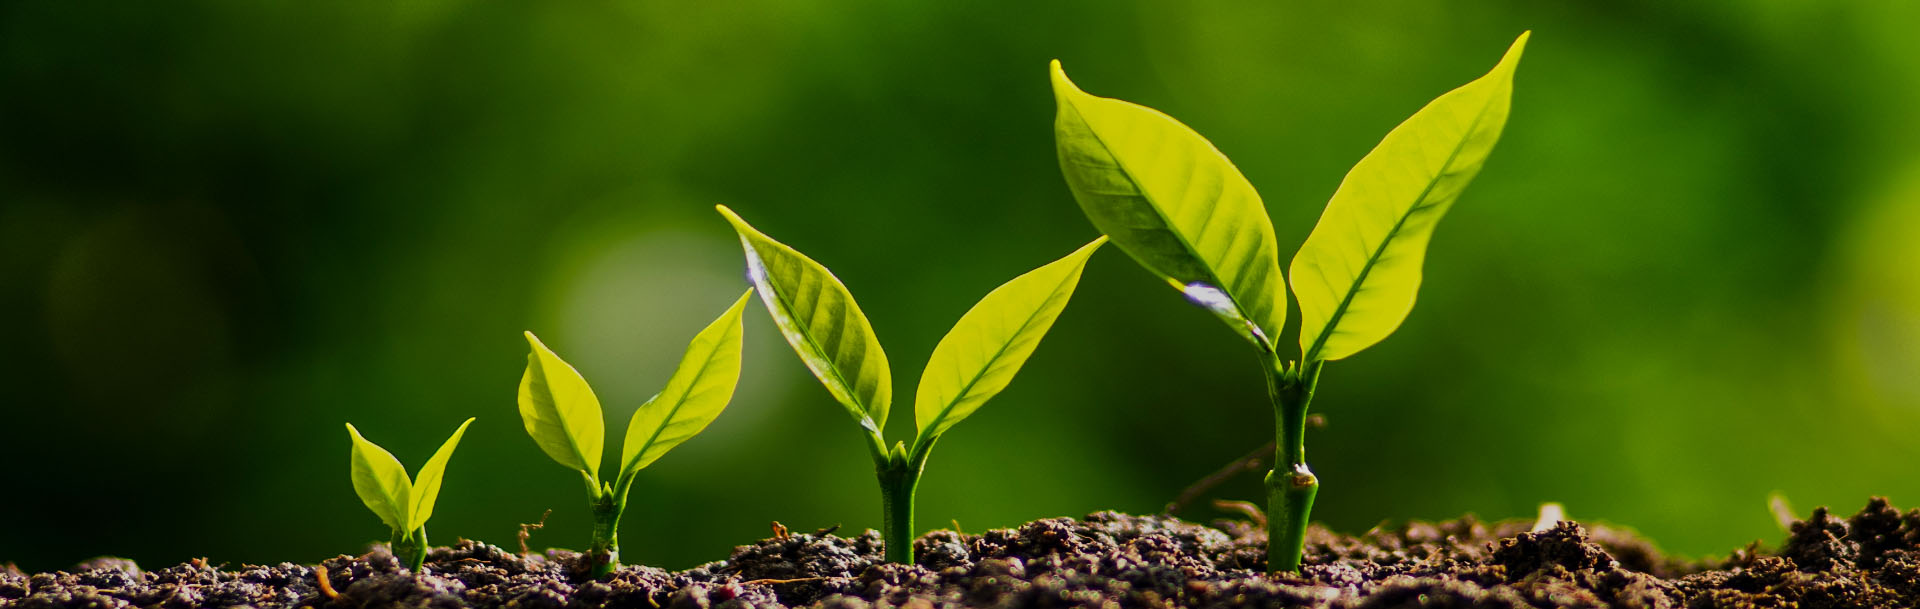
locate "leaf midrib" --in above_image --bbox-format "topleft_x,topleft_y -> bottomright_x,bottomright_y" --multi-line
1302,93 -> 1497,363
749,242 -> 882,430
1061,93 -> 1265,343
915,274 -> 1068,447
623,334 -> 726,477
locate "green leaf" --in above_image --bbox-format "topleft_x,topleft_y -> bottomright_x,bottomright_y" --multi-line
407,417 -> 474,531
1291,32 -> 1529,363
619,289 -> 752,478
345,423 -> 411,533
913,237 -> 1106,441
1051,60 -> 1286,350
518,332 -> 606,478
717,205 -> 892,435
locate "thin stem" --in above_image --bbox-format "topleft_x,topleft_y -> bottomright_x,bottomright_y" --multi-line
1263,357 -> 1322,573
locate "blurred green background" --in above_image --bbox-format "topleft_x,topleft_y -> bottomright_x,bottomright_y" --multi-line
5,1 -> 1920,573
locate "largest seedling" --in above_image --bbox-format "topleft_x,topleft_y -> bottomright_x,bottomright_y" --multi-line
1051,33 -> 1529,572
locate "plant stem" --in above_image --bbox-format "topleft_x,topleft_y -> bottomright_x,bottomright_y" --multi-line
587,488 -> 621,577
1264,357 -> 1322,573
391,527 -> 427,573
876,447 -> 924,564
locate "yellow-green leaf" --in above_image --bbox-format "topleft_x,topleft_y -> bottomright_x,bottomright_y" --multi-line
407,417 -> 474,531
914,238 -> 1105,441
345,423 -> 411,533
518,332 -> 606,478
718,205 -> 892,435
619,289 -> 752,477
1291,33 -> 1528,363
1051,60 -> 1286,349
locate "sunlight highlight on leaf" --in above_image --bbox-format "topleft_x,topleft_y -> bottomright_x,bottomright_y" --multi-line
717,205 -> 892,435
1051,60 -> 1286,349
407,417 -> 474,531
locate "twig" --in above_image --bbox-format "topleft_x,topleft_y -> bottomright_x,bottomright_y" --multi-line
1166,441 -> 1276,515
518,509 -> 552,558
742,577 -> 827,586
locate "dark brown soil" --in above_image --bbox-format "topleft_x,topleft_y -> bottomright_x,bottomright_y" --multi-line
5,498 -> 1918,608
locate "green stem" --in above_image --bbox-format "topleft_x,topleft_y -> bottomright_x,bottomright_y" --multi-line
877,442 -> 924,564
1264,357 -> 1322,573
587,485 -> 621,577
391,527 -> 427,573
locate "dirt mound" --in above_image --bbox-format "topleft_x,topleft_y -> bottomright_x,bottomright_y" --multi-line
5,498 -> 1917,608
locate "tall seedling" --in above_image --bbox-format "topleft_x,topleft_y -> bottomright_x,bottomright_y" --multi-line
717,205 -> 1104,564
1050,33 -> 1529,572
345,418 -> 475,572
517,291 -> 751,577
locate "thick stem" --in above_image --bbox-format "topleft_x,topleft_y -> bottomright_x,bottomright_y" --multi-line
876,447 -> 923,564
1264,358 -> 1322,573
587,489 -> 621,577
391,527 -> 427,573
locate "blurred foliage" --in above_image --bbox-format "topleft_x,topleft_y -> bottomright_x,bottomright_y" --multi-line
4,1 -> 1920,572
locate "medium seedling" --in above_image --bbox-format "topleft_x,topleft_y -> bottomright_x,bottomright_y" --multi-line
517,291 -> 752,577
345,417 -> 476,572
1050,33 -> 1529,572
717,204 -> 1105,564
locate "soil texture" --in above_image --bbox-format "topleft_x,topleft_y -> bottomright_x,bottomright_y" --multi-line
5,497 -> 1918,608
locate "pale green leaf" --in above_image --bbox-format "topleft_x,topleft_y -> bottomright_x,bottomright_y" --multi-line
1292,32 -> 1529,363
619,289 -> 752,477
518,332 -> 606,478
1051,60 -> 1286,349
345,423 -> 411,533
914,237 -> 1105,441
717,205 -> 892,434
407,417 -> 474,531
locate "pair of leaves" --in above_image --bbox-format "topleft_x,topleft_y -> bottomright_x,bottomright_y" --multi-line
518,290 -> 752,491
1052,32 -> 1529,364
346,417 -> 475,536
717,205 -> 1104,454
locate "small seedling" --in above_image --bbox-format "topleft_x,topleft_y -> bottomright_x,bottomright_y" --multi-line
1050,33 -> 1529,572
344,417 -> 476,572
717,204 -> 1105,564
517,291 -> 752,576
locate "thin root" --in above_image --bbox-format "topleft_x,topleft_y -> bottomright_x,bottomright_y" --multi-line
1166,441 -> 1276,515
1212,499 -> 1267,529
518,509 -> 552,558
743,577 -> 828,586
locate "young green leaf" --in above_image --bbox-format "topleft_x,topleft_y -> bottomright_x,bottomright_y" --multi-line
518,332 -> 607,478
407,417 -> 475,531
1051,60 -> 1286,349
913,237 -> 1106,441
345,423 -> 412,533
619,289 -> 753,477
1292,33 -> 1529,363
717,205 -> 893,435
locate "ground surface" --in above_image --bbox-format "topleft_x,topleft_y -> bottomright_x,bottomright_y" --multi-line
4,498 -> 1918,608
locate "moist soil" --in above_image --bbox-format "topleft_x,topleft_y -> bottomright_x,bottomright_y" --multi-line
6,498 -> 1919,609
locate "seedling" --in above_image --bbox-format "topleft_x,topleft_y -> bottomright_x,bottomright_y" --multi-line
716,204 -> 1105,564
344,417 -> 476,572
517,291 -> 752,576
1050,33 -> 1529,572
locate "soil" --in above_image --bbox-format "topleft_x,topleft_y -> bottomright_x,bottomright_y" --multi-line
5,497 -> 1918,609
